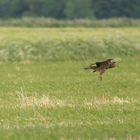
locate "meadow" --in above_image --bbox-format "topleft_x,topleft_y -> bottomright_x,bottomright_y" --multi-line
0,27 -> 140,140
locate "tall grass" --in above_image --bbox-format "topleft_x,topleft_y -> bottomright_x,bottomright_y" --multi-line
0,27 -> 139,61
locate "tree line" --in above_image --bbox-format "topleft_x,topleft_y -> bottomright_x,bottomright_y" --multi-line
0,0 -> 140,19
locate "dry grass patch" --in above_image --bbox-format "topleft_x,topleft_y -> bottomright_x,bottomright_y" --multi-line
19,95 -> 73,108
19,95 -> 137,109
84,96 -> 137,108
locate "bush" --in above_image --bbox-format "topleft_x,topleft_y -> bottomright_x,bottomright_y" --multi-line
0,18 -> 140,27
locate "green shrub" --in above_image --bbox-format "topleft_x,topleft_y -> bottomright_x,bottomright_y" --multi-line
0,18 -> 140,27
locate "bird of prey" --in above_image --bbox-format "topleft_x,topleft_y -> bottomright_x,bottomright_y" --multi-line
84,59 -> 116,80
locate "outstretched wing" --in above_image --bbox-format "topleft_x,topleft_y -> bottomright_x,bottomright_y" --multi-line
96,58 -> 114,67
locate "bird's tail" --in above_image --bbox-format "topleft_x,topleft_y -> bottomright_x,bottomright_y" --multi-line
84,65 -> 97,71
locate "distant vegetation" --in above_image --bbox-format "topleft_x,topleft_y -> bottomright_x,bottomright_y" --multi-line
0,18 -> 140,27
0,0 -> 140,19
0,27 -> 140,62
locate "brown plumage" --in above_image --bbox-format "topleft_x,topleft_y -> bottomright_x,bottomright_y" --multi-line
84,59 -> 116,80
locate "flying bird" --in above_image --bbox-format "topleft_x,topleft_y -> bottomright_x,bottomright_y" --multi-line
84,59 -> 116,80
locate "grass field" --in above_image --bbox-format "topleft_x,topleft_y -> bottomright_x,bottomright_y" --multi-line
0,28 -> 140,140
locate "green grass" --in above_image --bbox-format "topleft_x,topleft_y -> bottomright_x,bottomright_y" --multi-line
0,27 -> 140,140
